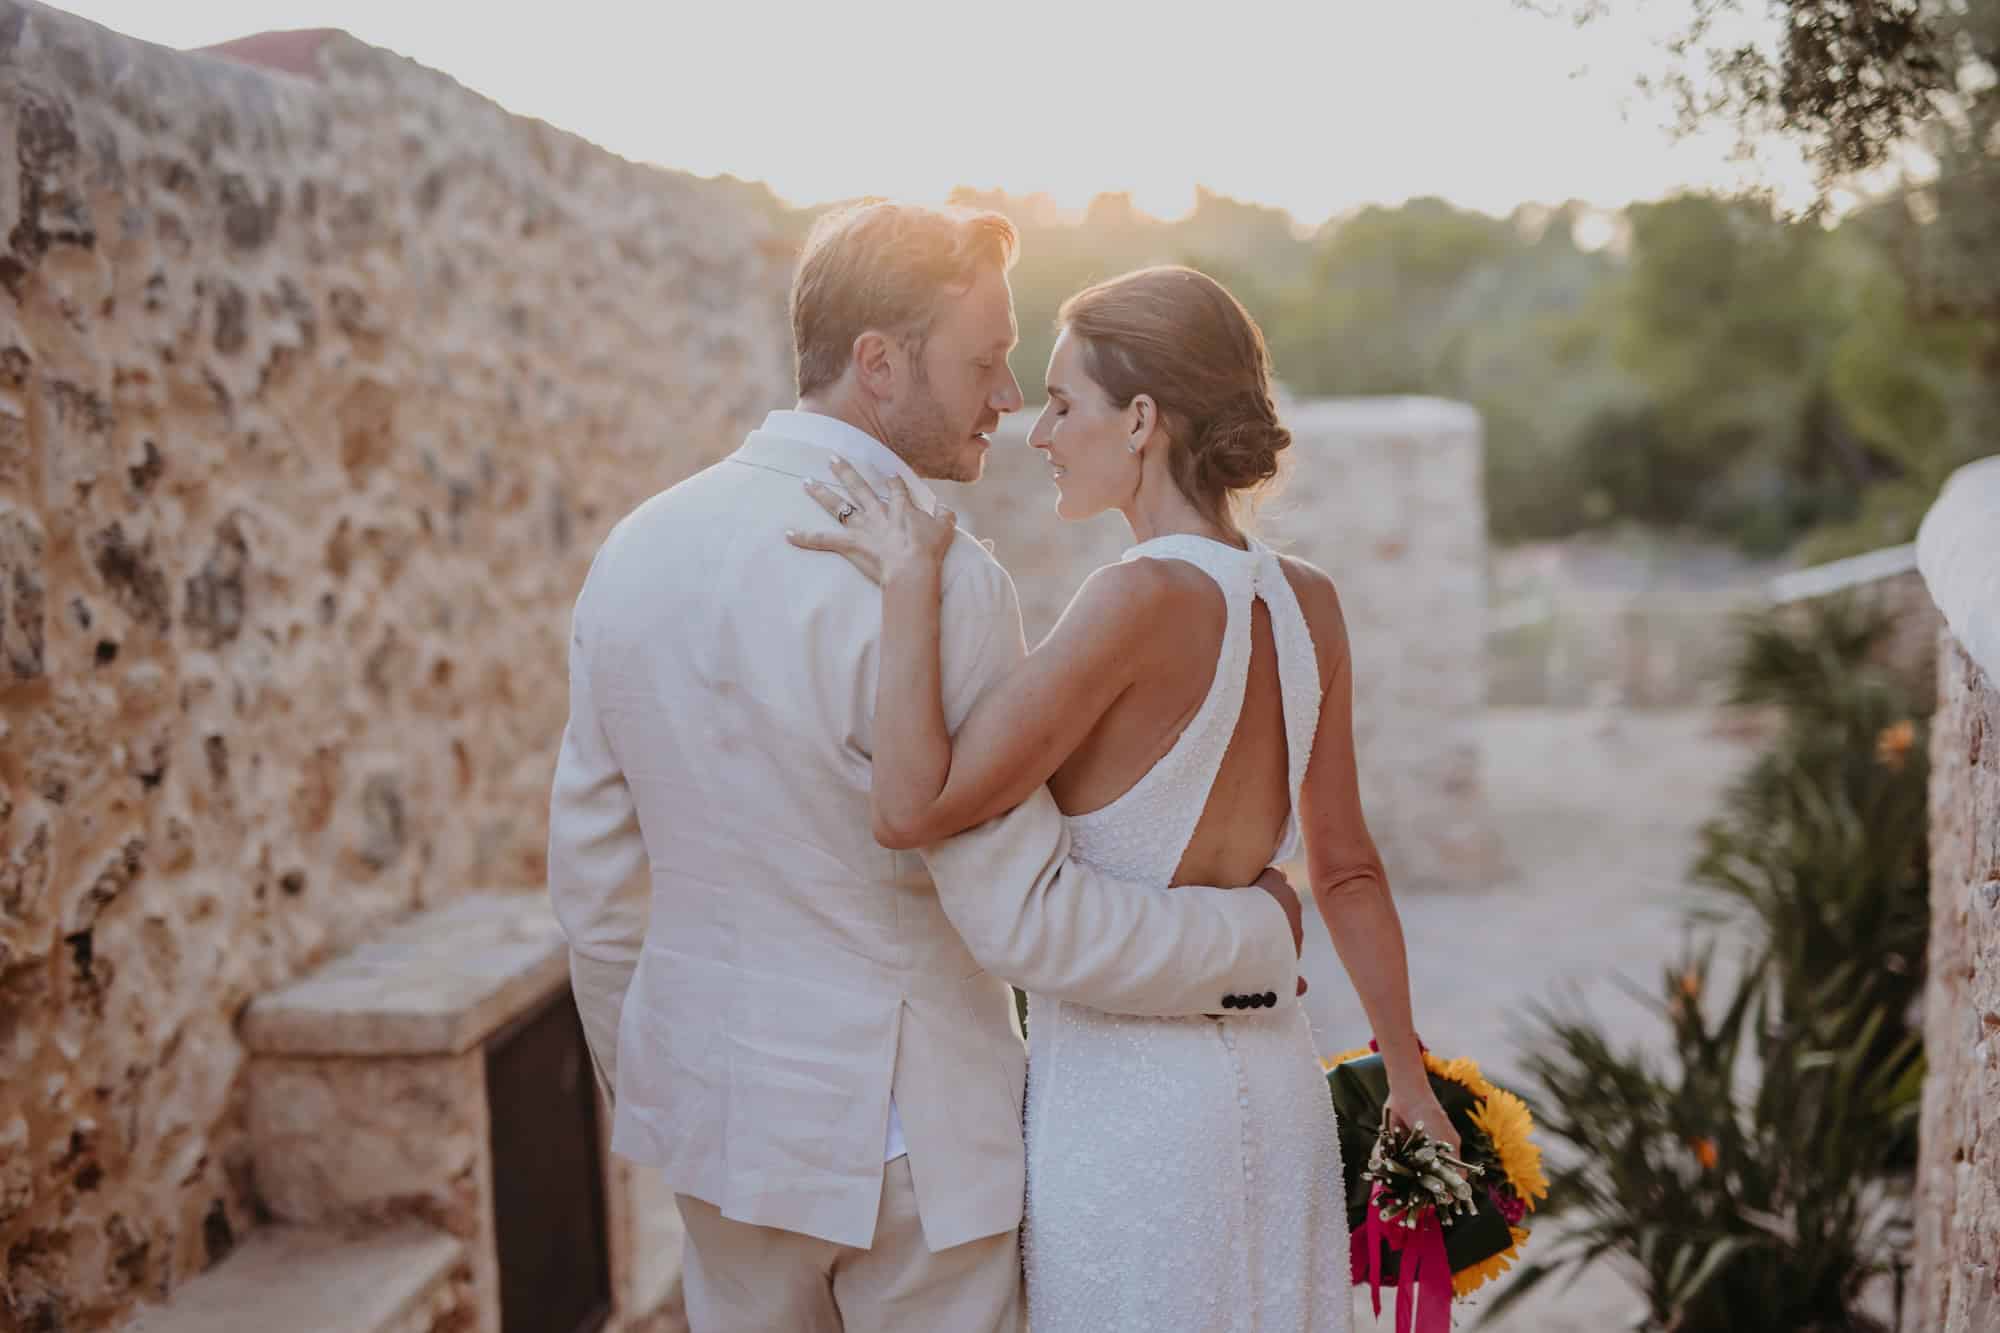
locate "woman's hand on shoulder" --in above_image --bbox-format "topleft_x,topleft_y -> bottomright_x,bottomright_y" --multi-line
786,456 -> 955,587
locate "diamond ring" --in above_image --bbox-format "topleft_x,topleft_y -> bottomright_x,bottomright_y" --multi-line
836,502 -> 858,524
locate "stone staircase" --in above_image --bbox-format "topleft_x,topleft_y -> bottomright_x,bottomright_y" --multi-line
123,1224 -> 467,1333
118,893 -> 683,1333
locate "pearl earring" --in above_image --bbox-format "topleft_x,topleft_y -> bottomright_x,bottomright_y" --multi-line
1126,441 -> 1139,455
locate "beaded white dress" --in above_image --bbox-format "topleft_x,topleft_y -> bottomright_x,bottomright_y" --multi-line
1022,535 -> 1352,1333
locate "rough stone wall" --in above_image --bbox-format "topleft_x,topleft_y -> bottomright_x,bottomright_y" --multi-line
938,395 -> 1496,894
0,5 -> 791,1327
1916,636 -> 2000,1333
1914,457 -> 2000,1333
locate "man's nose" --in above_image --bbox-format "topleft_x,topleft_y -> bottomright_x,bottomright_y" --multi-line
995,367 -> 1024,414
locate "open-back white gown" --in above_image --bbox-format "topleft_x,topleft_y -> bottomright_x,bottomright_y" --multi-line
1022,534 -> 1353,1333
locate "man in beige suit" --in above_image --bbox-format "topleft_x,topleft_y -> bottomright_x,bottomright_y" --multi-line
548,201 -> 1302,1333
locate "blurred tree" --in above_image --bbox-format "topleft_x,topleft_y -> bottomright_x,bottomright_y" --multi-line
1270,197 -> 1516,394
1663,0 -> 1951,179
1613,195 -> 1858,548
761,143 -> 1987,556
947,186 -> 1291,394
1517,0 -> 1955,182
1641,0 -> 2000,371
1522,0 -> 2000,555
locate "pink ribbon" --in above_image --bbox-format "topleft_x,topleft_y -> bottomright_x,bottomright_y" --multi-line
1349,1183 -> 1453,1333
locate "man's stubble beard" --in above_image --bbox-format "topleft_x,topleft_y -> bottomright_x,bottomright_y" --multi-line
883,374 -> 983,485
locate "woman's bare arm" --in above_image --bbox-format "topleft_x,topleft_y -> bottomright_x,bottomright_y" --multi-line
1291,563 -> 1458,1151
871,559 -> 1158,847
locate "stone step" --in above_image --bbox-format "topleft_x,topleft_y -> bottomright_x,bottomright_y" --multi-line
121,1223 -> 465,1333
242,892 -> 569,1059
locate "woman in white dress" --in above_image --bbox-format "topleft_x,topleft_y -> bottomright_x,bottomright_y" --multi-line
793,265 -> 1453,1332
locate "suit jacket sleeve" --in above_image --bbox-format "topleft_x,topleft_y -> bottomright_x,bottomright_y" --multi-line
919,544 -> 1298,1015
547,584 -> 650,1101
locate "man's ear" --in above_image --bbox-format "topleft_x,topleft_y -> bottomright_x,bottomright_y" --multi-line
854,330 -> 898,400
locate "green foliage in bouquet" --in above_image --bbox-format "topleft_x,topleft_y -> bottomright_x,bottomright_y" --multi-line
1490,596 -> 1929,1332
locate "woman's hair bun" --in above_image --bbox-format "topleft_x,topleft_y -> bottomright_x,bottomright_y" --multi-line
1196,396 -> 1290,494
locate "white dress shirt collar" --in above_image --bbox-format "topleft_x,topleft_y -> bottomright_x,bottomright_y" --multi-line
761,409 -> 941,516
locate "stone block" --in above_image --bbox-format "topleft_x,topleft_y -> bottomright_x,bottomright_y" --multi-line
120,1222 -> 469,1333
247,1051 -> 487,1225
241,892 -> 568,1057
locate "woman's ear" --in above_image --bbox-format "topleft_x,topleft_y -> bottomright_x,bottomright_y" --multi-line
1128,393 -> 1157,456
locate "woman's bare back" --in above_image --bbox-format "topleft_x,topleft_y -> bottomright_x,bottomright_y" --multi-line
1046,553 -> 1327,889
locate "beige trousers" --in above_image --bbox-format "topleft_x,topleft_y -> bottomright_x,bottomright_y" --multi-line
675,1157 -> 1024,1333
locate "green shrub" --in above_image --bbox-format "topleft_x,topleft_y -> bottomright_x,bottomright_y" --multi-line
1488,597 -> 1928,1331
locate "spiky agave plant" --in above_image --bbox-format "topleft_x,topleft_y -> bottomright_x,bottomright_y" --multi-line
1694,594 -> 1929,1164
1484,595 -> 1927,1331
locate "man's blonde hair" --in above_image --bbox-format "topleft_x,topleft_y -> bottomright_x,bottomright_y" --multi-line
790,201 -> 1019,397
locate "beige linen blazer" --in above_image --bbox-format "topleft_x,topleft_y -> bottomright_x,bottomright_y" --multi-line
548,423 -> 1298,1253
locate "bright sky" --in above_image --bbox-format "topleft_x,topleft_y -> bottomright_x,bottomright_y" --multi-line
49,0 -> 1821,224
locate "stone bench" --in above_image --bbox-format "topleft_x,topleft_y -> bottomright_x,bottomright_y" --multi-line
122,1224 -> 467,1333
239,892 -> 683,1333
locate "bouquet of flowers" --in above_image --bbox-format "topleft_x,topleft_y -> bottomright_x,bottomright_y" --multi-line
1324,1042 -> 1548,1329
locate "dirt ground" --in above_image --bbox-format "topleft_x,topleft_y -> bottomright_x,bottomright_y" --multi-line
1298,706 -> 1765,1331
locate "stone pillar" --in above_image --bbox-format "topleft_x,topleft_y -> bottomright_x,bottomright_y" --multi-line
1913,454 -> 2000,1333
1263,398 -> 1497,892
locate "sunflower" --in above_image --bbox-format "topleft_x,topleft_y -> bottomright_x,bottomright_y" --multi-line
1458,1083 -> 1548,1295
1322,1046 -> 1549,1298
